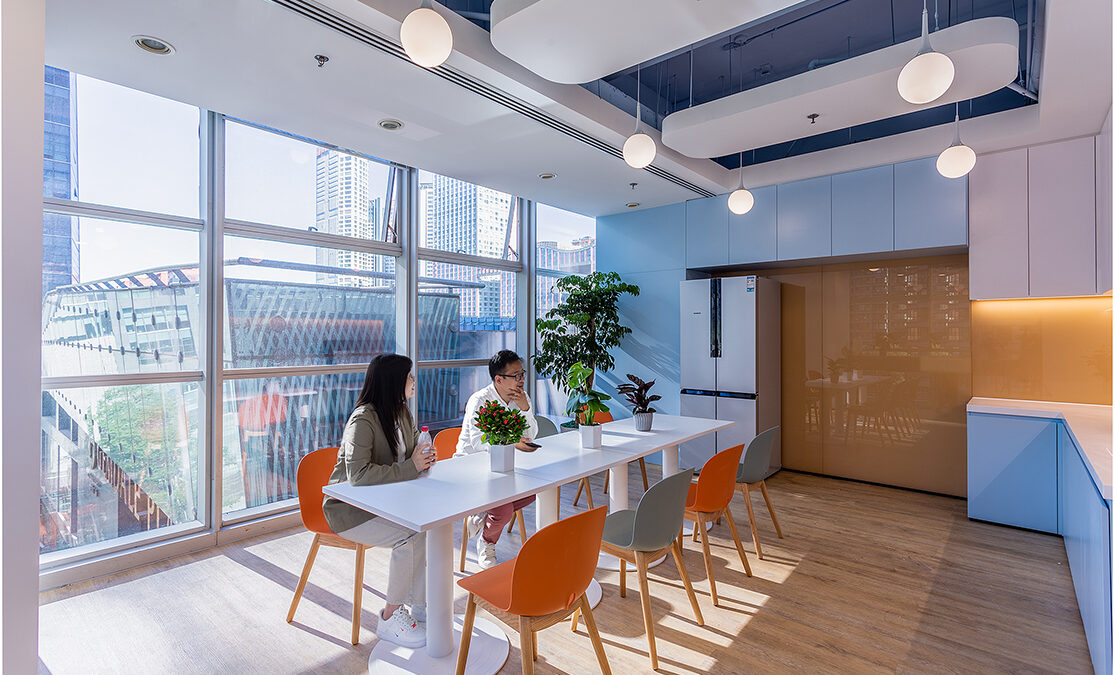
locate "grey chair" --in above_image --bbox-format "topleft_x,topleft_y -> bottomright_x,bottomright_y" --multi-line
535,415 -> 559,439
574,468 -> 703,671
736,426 -> 785,559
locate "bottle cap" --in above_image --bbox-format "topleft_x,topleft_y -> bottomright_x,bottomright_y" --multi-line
421,426 -> 429,432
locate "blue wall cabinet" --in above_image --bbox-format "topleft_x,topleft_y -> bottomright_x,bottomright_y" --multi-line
598,203 -> 686,275
894,157 -> 968,250
967,413 -> 1058,532
728,184 -> 778,264
777,176 -> 831,261
831,165 -> 894,256
1060,425 -> 1112,675
685,195 -> 729,268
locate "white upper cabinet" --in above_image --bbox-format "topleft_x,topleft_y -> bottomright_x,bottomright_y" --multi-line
969,148 -> 1029,299
1028,137 -> 1097,298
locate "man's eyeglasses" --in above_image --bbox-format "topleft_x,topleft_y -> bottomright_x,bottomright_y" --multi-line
497,371 -> 526,382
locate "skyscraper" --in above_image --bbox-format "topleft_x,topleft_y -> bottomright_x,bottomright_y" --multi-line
42,66 -> 79,297
314,148 -> 392,287
537,236 -> 596,314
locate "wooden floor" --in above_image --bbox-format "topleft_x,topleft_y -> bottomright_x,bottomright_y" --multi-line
38,469 -> 1092,674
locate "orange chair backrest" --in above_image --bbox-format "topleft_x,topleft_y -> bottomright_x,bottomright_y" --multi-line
508,506 -> 607,616
593,411 -> 613,424
238,393 -> 288,431
433,427 -> 462,461
295,447 -> 340,534
689,443 -> 747,513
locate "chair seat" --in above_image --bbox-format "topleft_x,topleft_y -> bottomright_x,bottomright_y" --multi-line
601,509 -> 636,549
457,558 -> 516,612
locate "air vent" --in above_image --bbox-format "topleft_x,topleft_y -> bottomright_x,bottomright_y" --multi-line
268,0 -> 715,198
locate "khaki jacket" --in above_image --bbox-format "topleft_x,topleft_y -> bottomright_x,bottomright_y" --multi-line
322,404 -> 420,533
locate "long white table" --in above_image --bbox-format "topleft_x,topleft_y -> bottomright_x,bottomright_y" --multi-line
322,414 -> 731,674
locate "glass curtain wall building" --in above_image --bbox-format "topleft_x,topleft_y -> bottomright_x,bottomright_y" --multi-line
39,68 -> 592,577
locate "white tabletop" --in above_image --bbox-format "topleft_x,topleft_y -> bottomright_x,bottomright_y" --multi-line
322,414 -> 732,532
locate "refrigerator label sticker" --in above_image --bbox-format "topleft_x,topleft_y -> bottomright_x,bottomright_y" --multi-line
746,277 -> 756,292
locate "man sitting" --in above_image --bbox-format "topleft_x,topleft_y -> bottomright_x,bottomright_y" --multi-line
457,349 -> 539,568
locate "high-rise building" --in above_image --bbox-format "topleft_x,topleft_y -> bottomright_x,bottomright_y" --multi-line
313,148 -> 393,287
537,236 -> 596,314
42,66 -> 79,297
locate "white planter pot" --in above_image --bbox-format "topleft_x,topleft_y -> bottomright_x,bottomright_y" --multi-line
634,411 -> 654,432
580,424 -> 602,449
489,444 -> 515,473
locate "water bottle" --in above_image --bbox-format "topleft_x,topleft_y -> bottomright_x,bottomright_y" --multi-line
417,426 -> 433,472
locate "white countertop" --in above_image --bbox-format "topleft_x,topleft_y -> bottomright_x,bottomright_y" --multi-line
968,398 -> 1113,500
322,414 -> 733,532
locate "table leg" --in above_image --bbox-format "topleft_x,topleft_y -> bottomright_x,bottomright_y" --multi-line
426,522 -> 454,659
661,444 -> 680,477
535,487 -> 559,530
608,463 -> 629,511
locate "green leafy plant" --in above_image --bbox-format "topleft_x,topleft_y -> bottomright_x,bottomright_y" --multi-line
565,361 -> 611,426
616,374 -> 660,414
535,272 -> 640,394
473,399 -> 529,446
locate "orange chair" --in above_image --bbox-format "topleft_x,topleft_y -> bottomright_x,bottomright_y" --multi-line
455,506 -> 611,675
573,411 -> 649,507
684,444 -> 753,606
286,447 -> 368,645
434,427 -> 527,572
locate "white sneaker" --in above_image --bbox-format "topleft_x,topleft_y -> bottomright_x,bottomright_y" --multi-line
376,606 -> 426,648
466,512 -> 485,541
410,605 -> 426,624
476,539 -> 498,570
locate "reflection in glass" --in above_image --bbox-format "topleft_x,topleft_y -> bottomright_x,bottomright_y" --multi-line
417,170 -> 518,260
416,366 -> 490,432
417,261 -> 515,361
40,383 -> 201,554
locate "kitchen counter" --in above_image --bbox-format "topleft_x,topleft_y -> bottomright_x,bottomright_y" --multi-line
968,397 -> 1112,500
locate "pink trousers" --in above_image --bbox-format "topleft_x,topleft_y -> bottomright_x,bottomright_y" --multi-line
482,495 -> 536,544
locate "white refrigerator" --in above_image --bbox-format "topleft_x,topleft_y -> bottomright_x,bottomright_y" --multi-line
679,275 -> 781,476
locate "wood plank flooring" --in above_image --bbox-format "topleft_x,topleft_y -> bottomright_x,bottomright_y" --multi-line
38,469 -> 1092,674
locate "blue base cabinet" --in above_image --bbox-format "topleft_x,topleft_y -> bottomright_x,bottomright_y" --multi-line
1060,426 -> 1112,675
967,413 -> 1058,532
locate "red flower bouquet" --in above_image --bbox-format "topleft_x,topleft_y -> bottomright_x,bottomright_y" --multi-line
474,399 -> 529,447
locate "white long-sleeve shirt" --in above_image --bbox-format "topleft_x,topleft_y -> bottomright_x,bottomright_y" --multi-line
456,382 -> 538,456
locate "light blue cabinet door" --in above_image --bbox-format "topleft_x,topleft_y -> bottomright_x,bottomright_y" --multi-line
832,165 -> 894,255
894,157 -> 968,250
728,185 -> 777,264
1060,425 -> 1112,675
777,176 -> 831,260
967,413 -> 1058,532
685,195 -> 729,268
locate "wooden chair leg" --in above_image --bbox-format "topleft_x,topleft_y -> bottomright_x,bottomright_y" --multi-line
286,533 -> 321,623
579,595 -> 612,675
532,629 -> 538,661
722,508 -> 753,577
574,477 -> 595,509
459,517 -> 469,572
758,481 -> 784,538
519,616 -> 535,675
352,544 -> 366,645
570,605 -> 580,632
696,518 -> 718,606
584,478 -> 595,509
638,458 -> 649,491
635,551 -> 658,670
619,558 -> 627,597
507,519 -> 515,534
455,593 -> 477,675
516,509 -> 527,540
691,521 -> 700,543
671,537 -> 704,626
741,483 -> 764,559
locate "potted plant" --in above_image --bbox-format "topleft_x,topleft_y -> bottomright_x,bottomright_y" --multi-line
566,361 -> 610,449
616,374 -> 660,432
534,271 -> 639,428
473,399 -> 529,473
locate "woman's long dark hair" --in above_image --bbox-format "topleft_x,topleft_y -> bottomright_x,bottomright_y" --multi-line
355,354 -> 412,455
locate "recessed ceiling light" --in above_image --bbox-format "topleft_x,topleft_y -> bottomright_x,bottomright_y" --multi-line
133,35 -> 174,55
626,202 -> 640,208
378,119 -> 404,131
538,172 -> 556,180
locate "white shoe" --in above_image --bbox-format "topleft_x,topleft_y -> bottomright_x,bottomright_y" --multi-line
410,605 -> 426,624
466,512 -> 485,541
476,539 -> 498,570
376,606 -> 426,648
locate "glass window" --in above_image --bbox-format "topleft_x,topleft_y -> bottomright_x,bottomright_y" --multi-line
417,261 -> 514,361
223,237 -> 397,369
221,372 -> 365,514
40,383 -> 202,555
52,72 -> 201,217
225,122 -> 398,243
416,365 -> 490,432
418,170 -> 518,260
42,217 -> 201,378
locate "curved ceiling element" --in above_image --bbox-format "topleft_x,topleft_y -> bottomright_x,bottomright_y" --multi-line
489,0 -> 800,84
661,17 -> 1019,159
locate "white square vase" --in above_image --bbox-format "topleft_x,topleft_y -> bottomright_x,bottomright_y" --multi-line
489,444 -> 515,473
580,424 -> 602,449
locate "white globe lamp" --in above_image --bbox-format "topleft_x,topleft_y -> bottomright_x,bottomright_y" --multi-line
937,110 -> 976,178
401,5 -> 452,68
728,188 -> 755,215
898,4 -> 954,104
623,133 -> 656,169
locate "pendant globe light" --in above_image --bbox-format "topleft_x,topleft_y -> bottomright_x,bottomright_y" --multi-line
728,152 -> 755,215
897,1 -> 955,104
401,0 -> 453,69
623,66 -> 656,169
936,103 -> 976,178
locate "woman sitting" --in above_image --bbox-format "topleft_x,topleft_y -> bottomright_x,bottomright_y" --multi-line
322,354 -> 435,648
